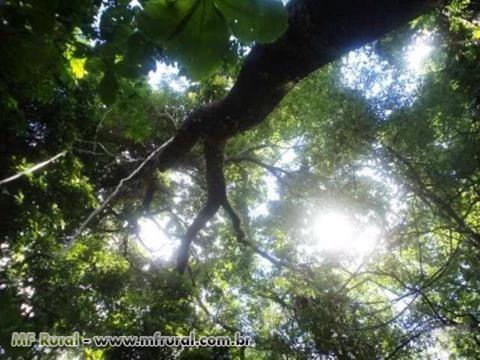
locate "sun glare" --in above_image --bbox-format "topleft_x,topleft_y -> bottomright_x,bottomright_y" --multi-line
313,213 -> 353,251
310,211 -> 380,255
148,62 -> 191,92
137,217 -> 178,260
406,32 -> 433,72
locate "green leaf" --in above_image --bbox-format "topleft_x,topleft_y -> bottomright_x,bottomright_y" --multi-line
70,58 -> 87,79
214,0 -> 288,43
28,10 -> 56,34
73,42 -> 93,58
99,71 -> 119,105
85,56 -> 106,73
167,0 -> 229,79
138,0 -> 198,41
473,29 -> 480,40
115,60 -> 142,79
138,0 -> 231,78
138,0 -> 287,77
115,32 -> 157,78
125,32 -> 156,64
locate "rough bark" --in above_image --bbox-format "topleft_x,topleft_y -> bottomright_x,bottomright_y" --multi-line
154,0 -> 437,172
150,0 -> 442,271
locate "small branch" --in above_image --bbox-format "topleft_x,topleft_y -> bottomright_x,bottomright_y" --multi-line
185,267 -> 242,334
195,293 -> 240,334
352,292 -> 420,331
74,139 -> 116,157
227,156 -> 293,179
93,107 -> 112,151
176,199 -> 220,273
155,110 -> 179,129
222,199 -> 245,241
378,143 -> 480,246
335,253 -> 374,296
142,172 -> 158,212
232,142 -> 300,159
385,324 -> 435,360
239,238 -> 289,270
134,233 -> 158,254
221,194 -> 315,280
0,151 -> 67,186
63,139 -> 173,253
218,172 -> 301,274
419,291 -> 449,325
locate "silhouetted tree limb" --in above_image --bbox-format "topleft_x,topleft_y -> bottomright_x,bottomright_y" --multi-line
165,0 -> 441,272
152,0 -> 437,173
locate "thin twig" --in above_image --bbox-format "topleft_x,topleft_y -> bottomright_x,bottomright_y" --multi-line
63,139 -> 173,252
75,139 -> 116,157
93,108 -> 112,152
0,151 -> 67,186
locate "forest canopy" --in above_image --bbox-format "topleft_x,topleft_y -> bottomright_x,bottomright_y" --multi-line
1,0 -> 479,359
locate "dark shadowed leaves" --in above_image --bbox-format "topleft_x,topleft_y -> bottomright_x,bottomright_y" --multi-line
99,71 -> 119,105
138,0 -> 288,78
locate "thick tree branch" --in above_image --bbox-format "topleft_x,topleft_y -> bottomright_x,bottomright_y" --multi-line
176,141 -> 294,273
152,0 -> 437,173
176,141 -> 227,272
64,140 -> 172,252
222,199 -> 246,241
176,198 -> 220,273
167,0 -> 439,272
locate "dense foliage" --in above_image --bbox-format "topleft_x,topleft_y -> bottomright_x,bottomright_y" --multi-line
1,0 -> 479,359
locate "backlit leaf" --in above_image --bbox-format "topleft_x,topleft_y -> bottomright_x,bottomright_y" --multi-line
70,58 -> 87,79
167,0 -> 229,79
214,0 -> 288,43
